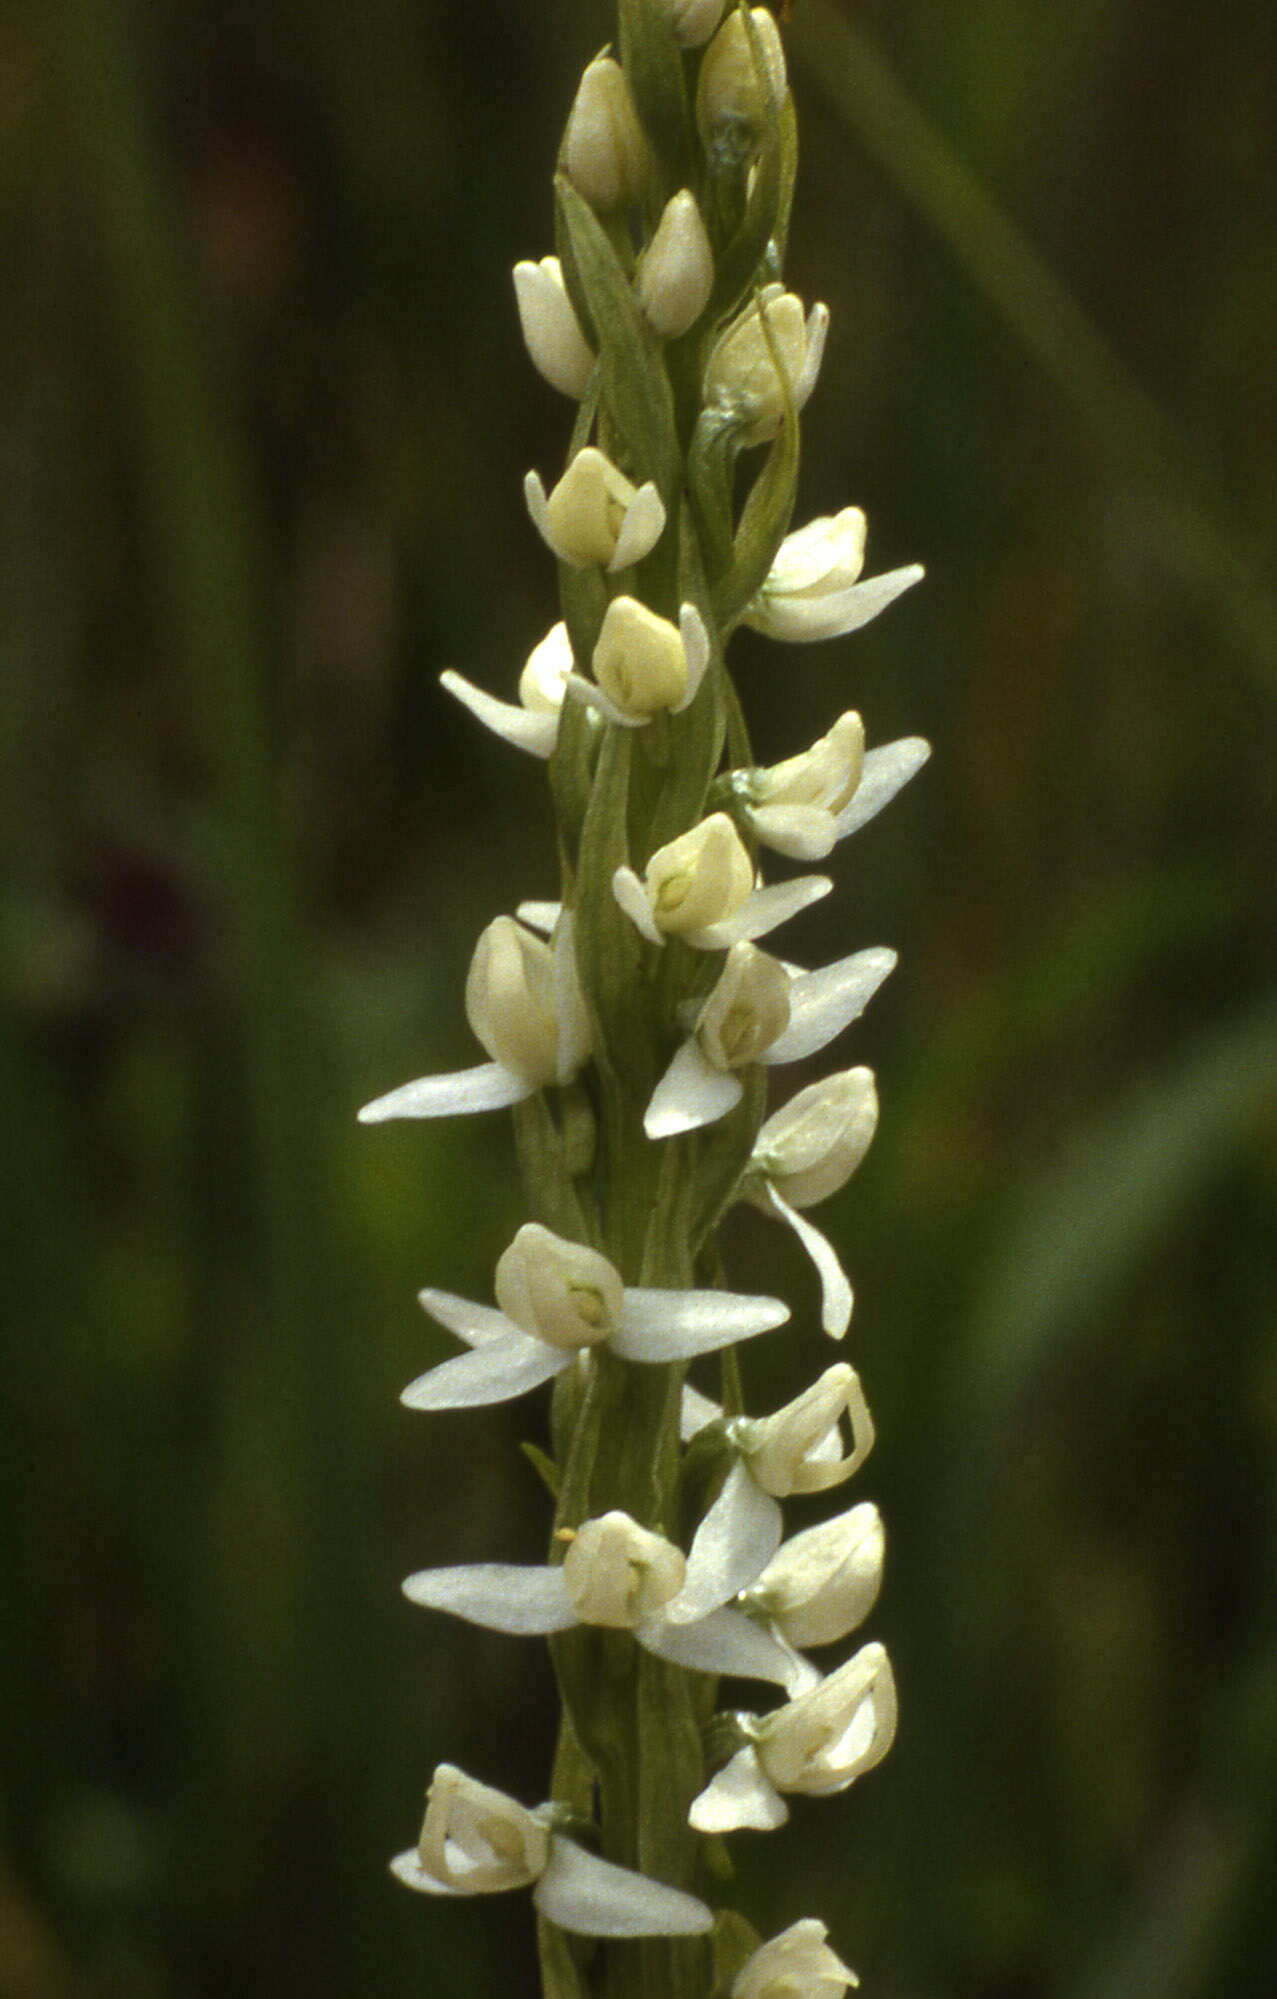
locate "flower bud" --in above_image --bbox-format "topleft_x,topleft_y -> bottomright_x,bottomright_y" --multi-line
664,0 -> 725,48
753,1067 -> 879,1208
755,1641 -> 897,1797
417,1764 -> 550,1893
703,284 -> 828,446
644,813 -> 754,936
638,191 -> 714,339
592,596 -> 689,717
562,1512 -> 686,1627
696,941 -> 791,1070
518,622 -> 574,716
527,447 -> 666,571
494,1223 -> 625,1353
741,1363 -> 874,1496
742,1502 -> 884,1648
564,56 -> 649,213
696,8 -> 787,155
512,257 -> 595,399
733,1919 -> 859,1999
464,917 -> 560,1083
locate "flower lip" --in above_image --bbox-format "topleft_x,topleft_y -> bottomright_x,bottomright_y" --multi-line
417,1764 -> 550,1894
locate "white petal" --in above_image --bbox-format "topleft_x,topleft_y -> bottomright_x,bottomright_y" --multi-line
533,1836 -> 712,1937
358,1063 -> 535,1123
403,1563 -> 577,1634
763,564 -> 925,644
612,866 -> 665,945
515,900 -> 561,934
836,737 -> 931,838
389,1847 -> 467,1896
688,1747 -> 788,1834
640,1607 -> 798,1686
795,304 -> 829,409
747,803 -> 837,861
401,1334 -> 570,1410
524,471 -> 557,557
615,1288 -> 789,1363
563,672 -> 650,728
644,1037 -> 743,1139
609,482 -> 667,571
416,1288 -> 513,1348
681,1385 -> 723,1441
669,1462 -> 783,1623
670,603 -> 711,713
764,1185 -> 853,1339
763,948 -> 896,1065
690,875 -> 832,949
439,670 -> 559,759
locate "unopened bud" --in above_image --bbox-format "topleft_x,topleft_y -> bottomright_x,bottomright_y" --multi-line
703,284 -> 827,446
593,596 -> 689,717
494,1223 -> 625,1352
753,1067 -> 879,1208
696,8 -> 787,156
512,257 -> 595,399
664,0 -> 725,48
562,1512 -> 686,1627
464,917 -> 560,1083
644,813 -> 754,935
564,56 -> 649,213
732,1920 -> 859,1999
696,942 -> 791,1070
639,191 -> 714,339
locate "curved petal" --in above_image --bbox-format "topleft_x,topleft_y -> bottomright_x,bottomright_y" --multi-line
401,1334 -> 570,1410
688,1746 -> 788,1834
763,1185 -> 853,1339
523,470 -> 557,557
439,671 -> 559,758
612,866 -> 665,945
763,948 -> 897,1065
763,1621 -> 824,1697
416,1288 -> 513,1348
639,1607 -> 798,1687
515,900 -> 561,934
690,875 -> 831,949
403,1563 -> 577,1634
616,1288 -> 789,1364
670,603 -> 711,713
358,1063 -> 535,1123
644,1038 -> 743,1139
668,1462 -> 783,1623
562,672 -> 650,728
835,737 -> 931,839
389,1848 -> 468,1896
609,482 -> 667,572
533,1836 -> 712,1937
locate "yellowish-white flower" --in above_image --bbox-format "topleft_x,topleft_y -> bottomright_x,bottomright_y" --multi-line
696,7 -> 787,152
512,256 -> 595,399
743,506 -> 924,643
703,285 -> 828,446
392,1763 -> 712,1936
639,190 -> 714,339
741,1501 -> 885,1650
664,0 -> 725,48
754,1067 -> 879,1210
742,712 -> 865,859
440,623 -> 573,761
495,1224 -> 624,1353
589,597 -> 703,719
563,55 -> 649,213
688,1642 -> 898,1832
524,446 -> 666,571
613,813 -> 832,952
733,1919 -> 860,1999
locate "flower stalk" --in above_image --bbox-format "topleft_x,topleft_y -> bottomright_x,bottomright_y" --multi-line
362,4 -> 927,1992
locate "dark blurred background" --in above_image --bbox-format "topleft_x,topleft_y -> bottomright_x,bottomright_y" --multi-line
3,1 -> 1275,1994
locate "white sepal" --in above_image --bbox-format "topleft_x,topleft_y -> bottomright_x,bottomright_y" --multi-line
756,1183 -> 853,1338
639,1606 -> 799,1687
747,802 -> 839,861
672,602 -> 711,711
524,448 -> 665,571
614,1287 -> 788,1363
593,596 -> 692,717
612,865 -> 666,944
357,1062 -> 535,1123
681,1384 -> 723,1441
514,899 -> 560,935
835,737 -> 931,838
400,1334 -> 570,1411
751,1067 -> 879,1210
645,1036 -> 744,1138
762,947 -> 896,1066
532,1836 -> 712,1938
439,669 -> 561,759
732,1918 -> 860,1999
688,1746 -> 788,1834
755,1642 -> 898,1797
746,563 -> 924,645
512,257 -> 596,399
669,1460 -> 783,1624
416,1287 -> 515,1347
403,1563 -> 577,1634
741,1502 -> 885,1651
690,874 -> 832,950
638,190 -> 714,340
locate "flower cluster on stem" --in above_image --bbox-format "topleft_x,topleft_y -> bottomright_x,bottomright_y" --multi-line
361,3 -> 927,1991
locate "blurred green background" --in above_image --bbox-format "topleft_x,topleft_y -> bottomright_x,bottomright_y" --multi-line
3,1 -> 1275,1993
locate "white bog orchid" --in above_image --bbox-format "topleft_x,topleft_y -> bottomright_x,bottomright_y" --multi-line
404,1508 -> 800,1687
688,1641 -> 898,1833
358,913 -> 590,1124
732,1919 -> 860,1998
613,812 -> 832,950
736,718 -> 932,863
565,597 -> 710,725
525,446 -> 666,572
703,284 -> 827,448
392,1763 -> 711,1937
644,944 -> 895,1147
742,506 -> 924,645
512,257 -> 596,399
402,1222 -> 789,1410
741,1502 -> 885,1656
744,1066 -> 880,1337
439,622 -> 574,761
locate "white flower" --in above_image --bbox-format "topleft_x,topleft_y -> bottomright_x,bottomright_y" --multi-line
358,914 -> 589,1124
613,814 -> 832,952
703,285 -> 827,447
753,1068 -> 879,1209
742,507 -> 924,644
440,623 -> 573,760
404,1508 -> 800,1686
645,946 -> 895,1145
400,1222 -> 790,1411
392,1764 -> 712,1937
688,1642 -> 898,1832
579,597 -> 710,722
740,712 -> 864,859
696,8 -> 787,150
563,56 -> 649,213
525,447 -> 666,572
512,257 -> 595,399
733,1919 -> 859,1999
663,0 -> 725,48
639,191 -> 714,339
741,1502 -> 884,1650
